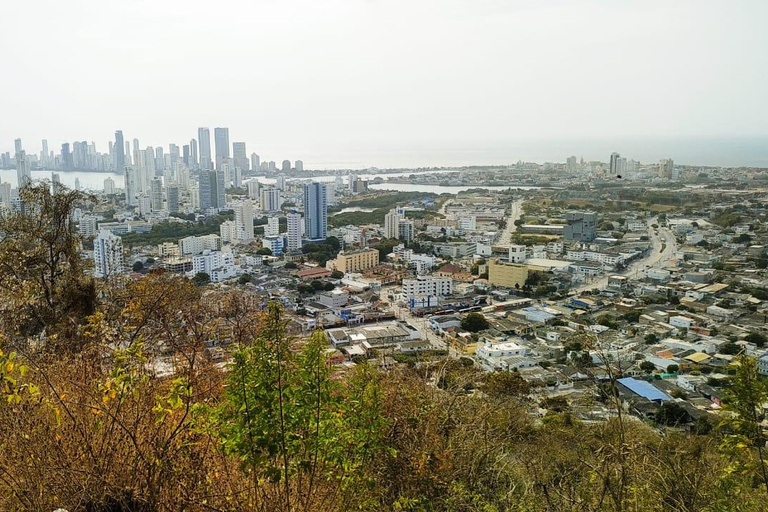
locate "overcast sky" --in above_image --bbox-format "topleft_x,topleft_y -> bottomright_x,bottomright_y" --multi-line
2,0 -> 767,162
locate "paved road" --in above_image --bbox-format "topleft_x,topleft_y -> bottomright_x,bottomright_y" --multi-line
572,218 -> 678,293
392,302 -> 447,349
498,198 -> 524,245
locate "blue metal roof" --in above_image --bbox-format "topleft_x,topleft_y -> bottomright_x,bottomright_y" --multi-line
617,377 -> 671,402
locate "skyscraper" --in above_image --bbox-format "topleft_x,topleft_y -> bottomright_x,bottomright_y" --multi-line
155,147 -> 164,173
114,130 -> 125,174
189,139 -> 198,169
41,139 -> 49,168
609,152 -> 621,176
104,177 -> 116,195
166,184 -> 179,213
566,156 -> 577,173
295,160 -> 304,172
251,153 -> 260,173
14,139 -> 22,154
303,182 -> 327,241
124,166 -> 139,206
260,188 -> 282,212
287,211 -> 302,251
281,160 -> 291,173
198,127 -> 212,170
199,172 -> 212,211
61,143 -> 73,171
384,209 -> 401,239
16,150 -> 31,188
233,142 -> 248,173
215,169 -> 226,208
659,158 -> 674,180
93,229 -> 124,278
150,178 -> 164,212
233,200 -> 255,242
214,127 -> 230,170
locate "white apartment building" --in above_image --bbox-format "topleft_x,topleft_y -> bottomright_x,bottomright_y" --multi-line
191,250 -> 236,282
79,215 -> 99,238
508,244 -> 526,263
220,220 -> 237,243
265,216 -> 280,237
287,212 -> 302,251
262,235 -> 284,256
93,228 -> 124,278
179,234 -> 222,255
401,276 -> 453,300
260,188 -> 282,212
566,250 -> 624,266
458,216 -> 477,231
233,200 -> 254,242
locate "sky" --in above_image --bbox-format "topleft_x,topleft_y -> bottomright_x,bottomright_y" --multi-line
2,0 -> 767,167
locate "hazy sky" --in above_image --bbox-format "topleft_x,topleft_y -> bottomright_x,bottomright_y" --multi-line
2,0 -> 767,163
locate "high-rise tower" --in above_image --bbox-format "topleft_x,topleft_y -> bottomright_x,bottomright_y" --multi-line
214,127 -> 230,170
302,182 -> 327,241
198,127 -> 212,170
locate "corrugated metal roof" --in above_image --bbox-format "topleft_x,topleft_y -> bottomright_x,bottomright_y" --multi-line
617,377 -> 671,402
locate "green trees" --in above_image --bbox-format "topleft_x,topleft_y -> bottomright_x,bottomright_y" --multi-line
212,303 -> 389,510
461,312 -> 489,333
0,182 -> 97,339
655,402 -> 690,426
191,272 -> 210,286
720,355 -> 768,500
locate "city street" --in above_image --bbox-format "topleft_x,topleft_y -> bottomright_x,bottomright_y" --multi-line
572,217 -> 678,293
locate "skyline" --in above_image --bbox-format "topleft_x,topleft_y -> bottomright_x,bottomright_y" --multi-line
3,132 -> 768,172
2,0 -> 767,167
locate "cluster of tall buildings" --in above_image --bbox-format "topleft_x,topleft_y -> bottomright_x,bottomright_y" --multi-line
2,128 -> 304,177
384,207 -> 414,243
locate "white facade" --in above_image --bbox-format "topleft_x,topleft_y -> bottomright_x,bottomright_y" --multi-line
260,188 -> 282,212
93,229 -> 124,278
287,212 -> 302,251
220,220 -> 237,243
233,200 -> 255,242
566,250 -> 624,265
179,234 -> 222,256
191,250 -> 235,282
402,276 -> 453,299
265,216 -> 280,237
262,235 -> 284,256
508,244 -> 526,263
384,209 -> 400,239
79,215 -> 98,238
458,216 -> 476,231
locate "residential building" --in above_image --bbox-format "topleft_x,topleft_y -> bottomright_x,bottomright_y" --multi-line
265,215 -> 280,237
93,229 -> 124,278
303,182 -> 327,241
179,234 -> 222,256
328,248 -> 380,273
287,212 -> 302,251
262,235 -> 285,256
191,250 -> 235,282
260,187 -> 282,212
402,276 -> 453,300
233,200 -> 255,242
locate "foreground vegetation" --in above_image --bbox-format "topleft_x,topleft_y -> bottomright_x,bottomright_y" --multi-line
2,184 -> 768,511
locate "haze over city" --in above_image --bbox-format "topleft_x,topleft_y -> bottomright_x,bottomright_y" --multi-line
2,0 -> 767,167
